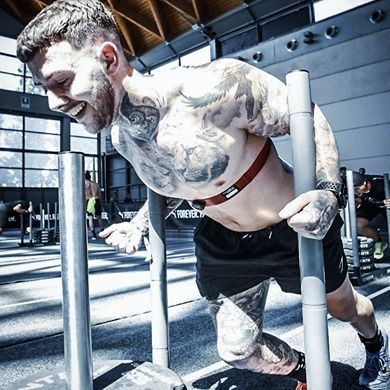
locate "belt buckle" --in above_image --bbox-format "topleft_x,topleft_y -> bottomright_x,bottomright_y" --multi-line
191,200 -> 206,211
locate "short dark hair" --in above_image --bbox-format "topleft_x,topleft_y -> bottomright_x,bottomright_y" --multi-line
17,0 -> 120,63
85,170 -> 91,180
353,171 -> 366,187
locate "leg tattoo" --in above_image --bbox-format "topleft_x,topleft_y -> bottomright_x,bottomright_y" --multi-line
208,281 -> 299,375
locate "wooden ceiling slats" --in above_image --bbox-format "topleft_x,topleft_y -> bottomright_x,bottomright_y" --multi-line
109,5 -> 161,38
1,0 -> 250,58
147,0 -> 167,40
160,0 -> 197,25
107,0 -> 137,55
191,0 -> 204,22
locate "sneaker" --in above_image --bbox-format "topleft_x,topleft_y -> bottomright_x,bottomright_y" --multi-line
374,241 -> 388,260
295,381 -> 307,390
359,329 -> 390,389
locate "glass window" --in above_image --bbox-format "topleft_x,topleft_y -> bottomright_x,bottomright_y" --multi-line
24,169 -> 58,188
0,54 -> 23,74
71,136 -> 98,154
24,77 -> 46,96
71,122 -> 95,137
0,168 -> 22,187
0,129 -> 23,149
0,113 -> 23,130
0,73 -> 23,92
25,153 -> 58,169
0,36 -> 17,56
181,46 -> 211,66
25,132 -> 60,151
85,156 -> 98,173
25,117 -> 60,134
0,151 -> 22,167
314,0 -> 374,21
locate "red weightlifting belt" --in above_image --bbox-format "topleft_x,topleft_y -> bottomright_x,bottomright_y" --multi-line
190,138 -> 272,211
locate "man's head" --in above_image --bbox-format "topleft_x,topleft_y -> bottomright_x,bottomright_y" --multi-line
353,171 -> 370,196
85,170 -> 91,181
17,0 -> 126,134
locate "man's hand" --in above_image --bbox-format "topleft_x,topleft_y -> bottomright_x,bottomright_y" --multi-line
279,190 -> 338,240
384,198 -> 390,209
99,222 -> 144,254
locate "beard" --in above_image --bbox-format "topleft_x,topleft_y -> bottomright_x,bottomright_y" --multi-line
84,70 -> 116,134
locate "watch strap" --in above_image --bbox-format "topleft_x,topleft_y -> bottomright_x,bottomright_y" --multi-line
316,181 -> 346,208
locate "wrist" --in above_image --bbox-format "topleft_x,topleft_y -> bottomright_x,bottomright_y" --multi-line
132,219 -> 149,234
316,181 -> 347,208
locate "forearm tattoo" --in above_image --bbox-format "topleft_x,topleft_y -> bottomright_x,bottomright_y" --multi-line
313,106 -> 340,184
305,191 -> 338,236
208,282 -> 298,375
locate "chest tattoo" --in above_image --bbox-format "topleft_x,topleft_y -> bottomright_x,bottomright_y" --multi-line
119,94 -> 160,141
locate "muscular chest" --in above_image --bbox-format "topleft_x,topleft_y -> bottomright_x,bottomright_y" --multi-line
112,113 -> 241,196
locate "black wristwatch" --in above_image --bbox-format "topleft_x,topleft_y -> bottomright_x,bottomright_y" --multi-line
316,181 -> 347,208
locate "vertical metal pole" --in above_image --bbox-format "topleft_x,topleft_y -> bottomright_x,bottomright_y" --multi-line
40,203 -> 44,229
383,174 -> 390,246
54,202 -> 58,243
346,171 -> 361,276
19,213 -> 25,246
286,70 -> 332,390
58,152 -> 93,390
147,188 -> 169,367
29,201 -> 33,245
47,202 -> 51,230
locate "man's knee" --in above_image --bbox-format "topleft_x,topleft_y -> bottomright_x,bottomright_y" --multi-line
356,217 -> 369,231
327,278 -> 373,323
217,330 -> 261,368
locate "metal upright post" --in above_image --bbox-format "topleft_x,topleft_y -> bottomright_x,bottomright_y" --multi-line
19,213 -> 25,246
286,70 -> 332,390
29,201 -> 33,245
147,188 -> 170,368
346,171 -> 361,277
384,174 -> 390,246
58,152 -> 93,390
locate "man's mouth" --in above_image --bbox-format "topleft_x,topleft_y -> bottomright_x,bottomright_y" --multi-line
68,102 -> 86,118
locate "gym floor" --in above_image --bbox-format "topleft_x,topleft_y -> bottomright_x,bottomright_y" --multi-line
1,230 -> 389,389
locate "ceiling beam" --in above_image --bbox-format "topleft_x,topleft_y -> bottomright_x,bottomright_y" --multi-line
160,0 -> 197,25
147,0 -> 166,40
107,0 -> 136,55
191,0 -> 203,21
110,5 -> 162,38
33,0 -> 48,10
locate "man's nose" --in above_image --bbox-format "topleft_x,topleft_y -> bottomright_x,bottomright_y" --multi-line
47,90 -> 69,112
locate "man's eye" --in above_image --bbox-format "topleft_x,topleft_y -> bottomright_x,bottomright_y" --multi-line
57,79 -> 69,86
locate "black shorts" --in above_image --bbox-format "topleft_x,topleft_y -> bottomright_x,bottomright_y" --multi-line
356,203 -> 386,221
194,214 -> 347,300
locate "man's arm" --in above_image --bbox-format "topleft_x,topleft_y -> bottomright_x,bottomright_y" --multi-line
228,60 -> 340,239
100,197 -> 183,254
278,102 -> 340,239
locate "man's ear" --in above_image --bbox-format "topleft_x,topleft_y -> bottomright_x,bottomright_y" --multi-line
98,42 -> 119,75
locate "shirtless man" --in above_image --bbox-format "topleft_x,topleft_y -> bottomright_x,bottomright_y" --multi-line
85,170 -> 103,239
16,1 -> 390,388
